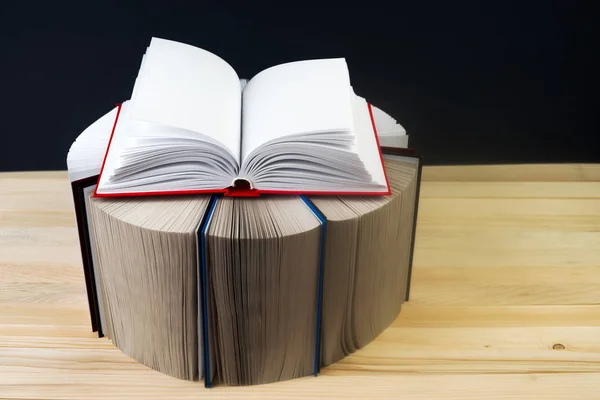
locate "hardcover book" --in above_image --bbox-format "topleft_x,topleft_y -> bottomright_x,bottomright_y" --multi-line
94,38 -> 395,197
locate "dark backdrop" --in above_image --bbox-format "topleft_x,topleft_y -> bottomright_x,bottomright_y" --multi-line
1,1 -> 598,171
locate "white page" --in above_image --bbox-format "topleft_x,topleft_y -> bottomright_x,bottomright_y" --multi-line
67,106 -> 119,182
370,105 -> 408,148
241,58 -> 353,160
129,38 -> 242,163
352,94 -> 388,188
370,105 -> 406,136
378,134 -> 409,148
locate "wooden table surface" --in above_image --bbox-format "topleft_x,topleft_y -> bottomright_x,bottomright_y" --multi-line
1,165 -> 600,399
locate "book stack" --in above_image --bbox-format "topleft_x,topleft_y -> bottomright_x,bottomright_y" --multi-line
66,38 -> 421,386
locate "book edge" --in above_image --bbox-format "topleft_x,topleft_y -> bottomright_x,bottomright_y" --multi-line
94,103 -> 123,197
70,175 -> 103,336
299,196 -> 327,376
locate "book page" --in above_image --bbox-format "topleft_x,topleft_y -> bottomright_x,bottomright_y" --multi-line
129,38 -> 242,163
87,194 -> 209,380
96,102 -> 238,195
370,105 -> 409,148
352,95 -> 388,187
206,197 -> 320,385
241,58 -> 353,160
238,92 -> 388,194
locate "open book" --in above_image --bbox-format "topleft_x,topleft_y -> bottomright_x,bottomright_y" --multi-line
95,38 -> 391,197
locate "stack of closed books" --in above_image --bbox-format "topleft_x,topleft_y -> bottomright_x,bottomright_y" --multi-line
67,38 -> 421,386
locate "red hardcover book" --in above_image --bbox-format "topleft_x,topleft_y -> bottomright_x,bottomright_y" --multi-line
94,38 -> 399,198
95,102 -> 393,198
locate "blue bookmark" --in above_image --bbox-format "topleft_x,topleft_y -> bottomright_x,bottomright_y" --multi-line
199,195 -> 219,388
300,195 -> 326,376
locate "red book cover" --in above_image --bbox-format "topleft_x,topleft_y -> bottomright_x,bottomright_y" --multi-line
94,103 -> 391,198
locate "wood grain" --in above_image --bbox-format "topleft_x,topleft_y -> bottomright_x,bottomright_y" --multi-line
1,165 -> 600,399
421,163 -> 600,182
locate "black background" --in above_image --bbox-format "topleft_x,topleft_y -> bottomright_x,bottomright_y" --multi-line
1,1 -> 598,171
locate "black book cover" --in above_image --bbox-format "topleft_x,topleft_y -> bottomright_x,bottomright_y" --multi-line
381,147 -> 422,301
70,175 -> 103,337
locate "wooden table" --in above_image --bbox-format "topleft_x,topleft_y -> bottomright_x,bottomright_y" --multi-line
1,165 -> 599,399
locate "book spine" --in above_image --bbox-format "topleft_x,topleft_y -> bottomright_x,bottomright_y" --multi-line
299,196 -> 327,376
70,176 -> 103,337
405,157 -> 423,301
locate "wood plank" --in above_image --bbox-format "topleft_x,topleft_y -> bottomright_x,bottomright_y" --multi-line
418,198 -> 600,218
0,248 -> 82,271
0,336 -> 116,349
0,178 -> 74,212
416,229 -> 600,252
0,171 -> 69,180
413,246 -> 600,268
421,182 -> 600,199
1,370 -> 599,399
0,263 -> 83,284
0,227 -> 78,247
0,210 -> 76,228
357,325 -> 600,355
416,197 -> 600,232
417,214 -> 600,232
414,230 -> 600,268
0,304 -> 91,326
0,283 -> 87,305
0,226 -> 81,279
422,164 -> 600,182
397,305 -> 600,327
0,325 -> 96,338
410,266 -> 600,305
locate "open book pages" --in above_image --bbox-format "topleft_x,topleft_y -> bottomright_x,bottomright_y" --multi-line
67,107 -> 118,182
93,37 -> 390,196
79,155 -> 419,385
67,101 -> 407,184
371,106 -> 408,148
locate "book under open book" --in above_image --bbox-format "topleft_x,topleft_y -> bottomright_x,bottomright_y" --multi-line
95,38 -> 399,197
